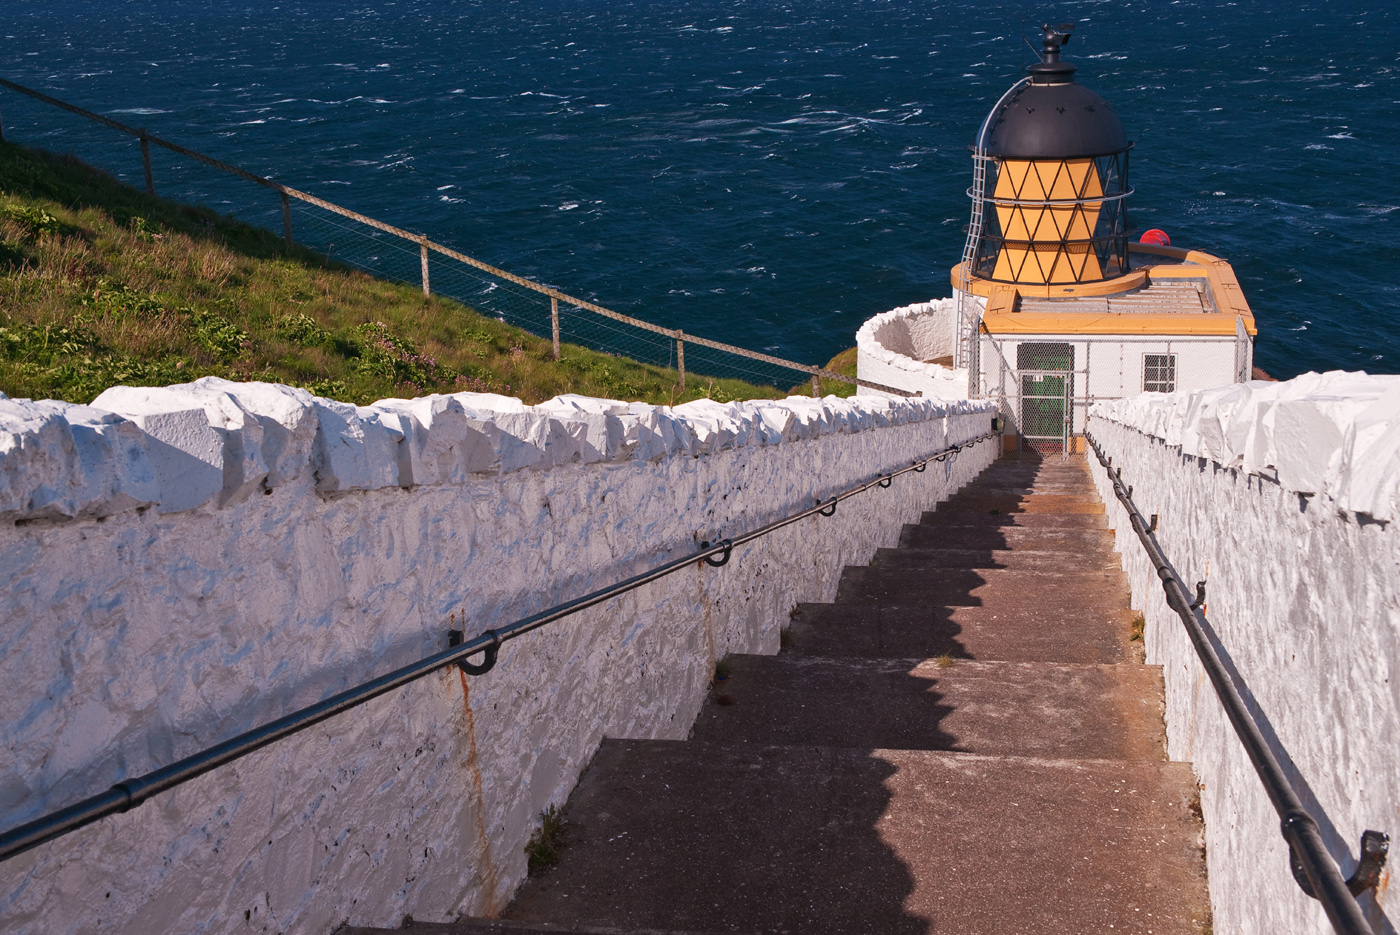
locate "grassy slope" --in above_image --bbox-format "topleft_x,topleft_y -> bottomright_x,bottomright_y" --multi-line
0,143 -> 782,407
787,346 -> 858,398
815,346 -> 859,398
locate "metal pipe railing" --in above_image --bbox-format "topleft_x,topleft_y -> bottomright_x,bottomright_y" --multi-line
0,426 -> 998,865
1084,431 -> 1388,935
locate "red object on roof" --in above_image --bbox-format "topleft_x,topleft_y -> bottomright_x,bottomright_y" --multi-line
1139,229 -> 1171,246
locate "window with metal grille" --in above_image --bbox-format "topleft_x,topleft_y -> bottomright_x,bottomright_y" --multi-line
1143,353 -> 1176,393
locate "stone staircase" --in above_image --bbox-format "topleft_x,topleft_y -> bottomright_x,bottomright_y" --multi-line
346,456 -> 1211,935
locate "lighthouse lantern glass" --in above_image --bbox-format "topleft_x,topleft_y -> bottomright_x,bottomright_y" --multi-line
975,150 -> 1130,285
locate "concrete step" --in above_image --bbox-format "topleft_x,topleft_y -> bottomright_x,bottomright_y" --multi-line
956,486 -> 1095,501
963,478 -> 1093,494
503,740 -> 1210,935
900,523 -> 1115,553
938,494 -> 1104,515
917,511 -> 1107,530
833,567 -> 1132,610
968,474 -> 1092,490
957,480 -> 1097,496
692,654 -> 1166,760
870,547 -> 1120,572
341,921 -> 728,935
787,601 -> 1135,664
976,463 -> 1090,479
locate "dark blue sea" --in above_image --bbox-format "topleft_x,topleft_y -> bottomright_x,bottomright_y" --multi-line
1,0 -> 1396,380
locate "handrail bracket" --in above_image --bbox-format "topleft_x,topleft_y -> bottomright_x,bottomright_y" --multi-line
1292,830 -> 1390,899
448,629 -> 500,676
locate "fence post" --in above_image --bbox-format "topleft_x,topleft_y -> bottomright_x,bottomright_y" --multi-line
139,129 -> 154,196
551,297 -> 561,360
811,374 -> 820,398
419,235 -> 430,297
280,192 -> 292,248
0,101 -> 5,144
676,332 -> 685,391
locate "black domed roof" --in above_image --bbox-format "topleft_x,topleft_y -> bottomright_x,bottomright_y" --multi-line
983,82 -> 1129,159
979,25 -> 1130,159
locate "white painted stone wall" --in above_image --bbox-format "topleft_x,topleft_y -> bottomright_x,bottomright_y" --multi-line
855,299 -> 970,399
1086,371 -> 1400,935
0,377 -> 997,935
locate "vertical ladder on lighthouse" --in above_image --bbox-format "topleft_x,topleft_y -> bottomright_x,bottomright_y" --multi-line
954,153 -> 988,389
956,77 -> 1029,396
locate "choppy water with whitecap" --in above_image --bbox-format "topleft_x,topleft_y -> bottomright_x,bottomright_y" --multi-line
2,0 -> 1395,379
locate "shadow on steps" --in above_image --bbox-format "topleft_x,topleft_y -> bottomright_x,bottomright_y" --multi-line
356,456 -> 1207,935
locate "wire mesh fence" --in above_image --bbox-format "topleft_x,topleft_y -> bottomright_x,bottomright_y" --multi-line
0,77 -> 907,398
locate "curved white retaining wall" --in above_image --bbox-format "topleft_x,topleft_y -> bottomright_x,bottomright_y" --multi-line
0,377 -> 997,935
855,299 -> 969,399
1087,371 -> 1400,935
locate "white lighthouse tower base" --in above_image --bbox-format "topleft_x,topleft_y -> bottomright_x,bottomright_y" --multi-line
853,298 -> 971,399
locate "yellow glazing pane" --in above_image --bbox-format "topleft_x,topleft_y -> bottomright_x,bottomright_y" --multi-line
1030,160 -> 1063,201
1045,205 -> 1074,240
1076,161 -> 1104,242
1063,205 -> 1093,240
1032,242 -> 1060,283
1020,160 -> 1048,199
998,246 -> 1040,283
989,158 -> 1114,282
1028,206 -> 1060,241
1076,160 -> 1100,196
995,203 -> 1014,240
1012,245 -> 1037,281
1001,204 -> 1033,240
994,161 -> 1033,241
992,247 -> 1017,281
1077,245 -> 1102,281
1053,244 -> 1101,282
1050,159 -> 1086,199
1078,160 -> 1104,198
994,160 -> 1034,199
1085,251 -> 1103,279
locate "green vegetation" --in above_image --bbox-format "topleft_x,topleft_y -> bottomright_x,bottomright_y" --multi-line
0,143 -> 782,407
525,805 -> 566,874
791,345 -> 859,398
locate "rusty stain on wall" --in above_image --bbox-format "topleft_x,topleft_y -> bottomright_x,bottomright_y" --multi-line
456,667 -> 500,916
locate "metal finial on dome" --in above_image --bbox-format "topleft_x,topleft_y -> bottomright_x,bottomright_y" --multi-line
1029,23 -> 1077,82
983,27 -> 1128,159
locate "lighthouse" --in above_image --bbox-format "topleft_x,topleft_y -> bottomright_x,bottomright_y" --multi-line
857,23 -> 1258,456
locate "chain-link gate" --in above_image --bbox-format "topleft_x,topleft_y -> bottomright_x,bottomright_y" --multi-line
1015,342 -> 1074,456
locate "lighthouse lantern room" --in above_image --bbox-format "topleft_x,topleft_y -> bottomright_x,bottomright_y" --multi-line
973,24 -> 1133,286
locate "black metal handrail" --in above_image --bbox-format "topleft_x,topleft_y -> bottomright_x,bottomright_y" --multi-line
1084,431 -> 1388,935
0,426 -> 998,865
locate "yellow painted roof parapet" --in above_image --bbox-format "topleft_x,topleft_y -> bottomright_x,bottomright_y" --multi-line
982,311 -> 1246,336
951,241 -> 1257,337
952,263 -> 1147,299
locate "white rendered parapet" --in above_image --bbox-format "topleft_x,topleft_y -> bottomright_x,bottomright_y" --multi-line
1091,370 -> 1400,521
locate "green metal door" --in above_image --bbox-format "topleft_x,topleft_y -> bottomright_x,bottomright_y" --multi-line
1017,343 -> 1074,455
